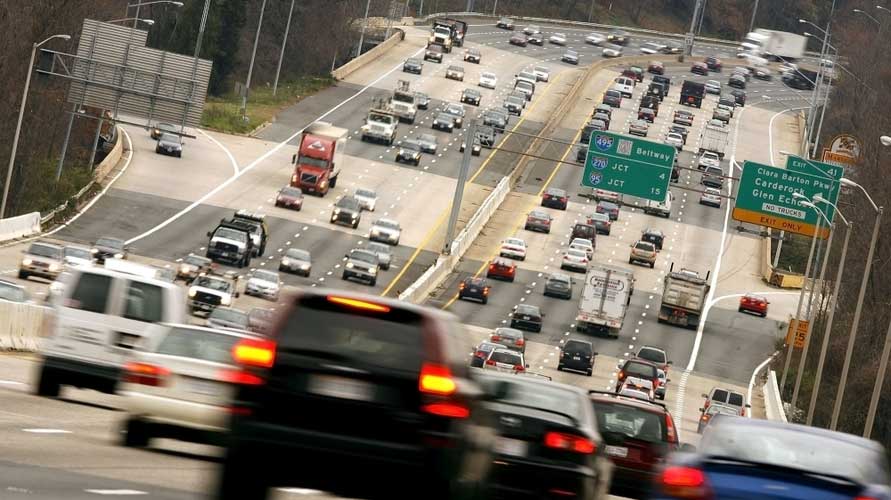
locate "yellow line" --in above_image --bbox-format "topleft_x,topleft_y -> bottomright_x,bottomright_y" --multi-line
380,72 -> 565,297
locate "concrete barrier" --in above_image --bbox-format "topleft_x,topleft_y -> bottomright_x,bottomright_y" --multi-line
0,301 -> 50,351
94,125 -> 124,184
762,370 -> 788,422
331,29 -> 406,81
0,212 -> 41,242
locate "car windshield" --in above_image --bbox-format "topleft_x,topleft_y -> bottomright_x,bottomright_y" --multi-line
414,92 -> 428,101
0,282 -> 26,303
592,401 -> 666,443
28,243 -> 62,259
401,141 -> 421,151
350,250 -> 378,264
700,422 -> 891,484
490,350 -> 522,364
376,220 -> 400,230
367,243 -> 389,254
356,189 -> 375,198
155,327 -> 244,364
547,188 -> 566,197
565,340 -> 591,355
285,248 -> 310,260
464,89 -> 479,97
506,97 -> 523,105
209,308 -> 249,327
529,210 -> 549,219
599,202 -> 617,210
448,66 -> 463,72
606,91 -> 621,98
516,305 -> 538,316
482,72 -> 496,79
336,197 -> 360,210
64,247 -> 91,260
160,133 -> 179,143
406,58 -> 419,65
707,404 -> 738,417
505,238 -> 525,247
445,104 -> 464,116
566,50 -> 578,57
548,274 -> 570,285
214,227 -> 246,242
637,347 -> 666,364
534,66 -> 548,73
420,134 -> 436,144
486,377 -> 583,420
253,270 -> 278,283
494,328 -> 521,340
193,276 -> 230,291
280,186 -> 302,197
567,249 -> 587,258
635,242 -> 655,252
96,238 -> 124,250
625,361 -> 657,377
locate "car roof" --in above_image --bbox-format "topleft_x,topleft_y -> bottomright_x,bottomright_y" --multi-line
589,391 -> 669,413
493,257 -> 515,266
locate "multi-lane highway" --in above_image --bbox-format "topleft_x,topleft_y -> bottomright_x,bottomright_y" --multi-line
0,18 -> 815,499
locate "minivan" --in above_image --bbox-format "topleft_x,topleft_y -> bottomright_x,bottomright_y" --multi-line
36,261 -> 187,397
571,223 -> 597,247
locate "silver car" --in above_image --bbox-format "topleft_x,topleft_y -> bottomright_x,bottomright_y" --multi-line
279,248 -> 312,276
207,307 -> 251,332
244,269 -> 281,301
62,245 -> 94,269
370,218 -> 402,245
342,248 -> 380,286
365,242 -> 392,271
19,241 -> 64,280
629,119 -> 649,137
543,273 -> 573,299
354,188 -> 378,212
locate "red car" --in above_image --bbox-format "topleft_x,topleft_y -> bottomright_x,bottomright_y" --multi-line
739,293 -> 769,317
615,358 -> 662,395
486,257 -> 517,282
275,186 -> 304,210
647,61 -> 664,75
690,61 -> 709,75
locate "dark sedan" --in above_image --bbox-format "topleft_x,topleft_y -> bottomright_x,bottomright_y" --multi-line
543,272 -> 573,299
396,140 -> 422,165
402,57 -> 422,74
156,132 -> 182,157
511,304 -> 543,332
91,236 -> 127,264
458,276 -> 490,304
461,88 -> 481,106
414,91 -> 429,109
541,187 -> 569,210
483,110 -> 508,133
509,34 -> 528,47
275,186 -> 304,210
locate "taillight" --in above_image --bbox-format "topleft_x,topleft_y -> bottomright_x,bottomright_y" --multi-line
483,287 -> 490,295
491,335 -> 501,341
419,363 -> 456,395
515,364 -> 525,372
617,370 -> 625,381
560,197 -> 568,203
123,362 -> 170,386
232,338 -> 277,368
422,402 -> 470,418
459,282 -> 466,290
475,351 -> 487,358
485,359 -> 496,366
666,413 -> 678,442
660,466 -> 710,499
218,368 -> 264,386
544,431 -> 596,454
516,339 -> 525,346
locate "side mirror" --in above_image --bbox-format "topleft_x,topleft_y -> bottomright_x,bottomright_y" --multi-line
701,393 -> 709,398
745,403 -> 752,408
525,363 -> 530,368
291,154 -> 297,164
235,292 -> 241,298
345,254 -> 350,258
593,351 -> 599,356
206,231 -> 212,237
699,408 -> 705,412
666,379 -> 672,383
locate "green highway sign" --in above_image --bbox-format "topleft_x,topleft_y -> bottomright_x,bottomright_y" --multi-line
582,131 -> 675,202
733,161 -> 841,239
785,155 -> 845,181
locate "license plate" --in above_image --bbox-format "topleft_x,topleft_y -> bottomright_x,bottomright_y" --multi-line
573,356 -> 581,361
494,437 -> 527,457
308,375 -> 373,402
220,252 -> 230,257
186,379 -> 221,396
606,445 -> 628,458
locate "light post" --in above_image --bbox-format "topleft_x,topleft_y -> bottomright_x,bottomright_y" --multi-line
273,0 -> 297,96
853,8 -> 881,24
779,192 -> 823,393
749,0 -> 760,33
806,196 -> 851,425
799,14 -> 834,156
791,200 -> 834,411
1,33 -> 70,219
357,0 -> 373,57
107,17 -> 155,25
126,0 -> 183,28
240,0 -> 268,119
830,178 -> 883,431
863,136 -> 891,438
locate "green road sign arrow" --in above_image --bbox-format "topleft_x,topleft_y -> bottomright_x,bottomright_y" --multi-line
785,155 -> 845,181
581,131 -> 675,202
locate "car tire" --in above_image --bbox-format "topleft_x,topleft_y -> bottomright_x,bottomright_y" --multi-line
650,262 -> 655,268
762,312 -> 768,317
122,417 -> 151,448
557,364 -> 563,371
587,368 -> 593,377
17,270 -> 28,280
738,307 -> 745,313
352,221 -> 359,229
216,446 -> 270,500
482,297 -> 488,305
35,364 -> 60,398
369,278 -> 377,287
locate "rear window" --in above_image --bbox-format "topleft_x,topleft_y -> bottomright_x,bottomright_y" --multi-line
625,362 -> 657,378
28,243 -> 62,259
490,350 -> 522,365
637,347 -> 666,364
123,281 -> 164,323
727,392 -> 745,406
68,272 -> 112,314
156,327 -> 241,364
592,400 -> 665,442
564,340 -> 592,355
489,378 -> 583,421
711,389 -> 729,403
279,296 -> 425,371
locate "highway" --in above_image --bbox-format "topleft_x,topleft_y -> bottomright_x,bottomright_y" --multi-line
0,18 -> 814,499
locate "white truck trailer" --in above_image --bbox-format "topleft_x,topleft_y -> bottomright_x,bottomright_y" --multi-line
575,264 -> 635,338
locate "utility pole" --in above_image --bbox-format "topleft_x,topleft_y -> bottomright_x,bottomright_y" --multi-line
748,0 -> 760,33
273,0 -> 297,96
686,0 -> 706,56
357,0 -> 372,57
241,0 -> 267,119
443,120 -> 477,255
588,0 -> 595,23
780,215 -> 821,392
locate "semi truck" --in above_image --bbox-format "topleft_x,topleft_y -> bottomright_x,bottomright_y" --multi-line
389,80 -> 417,124
699,124 -> 730,158
290,122 -> 348,197
361,98 -> 399,145
739,29 -> 807,61
658,264 -> 711,329
680,80 -> 705,108
575,265 -> 635,338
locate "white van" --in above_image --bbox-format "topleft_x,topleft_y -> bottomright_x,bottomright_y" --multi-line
644,191 -> 673,218
36,260 -> 187,397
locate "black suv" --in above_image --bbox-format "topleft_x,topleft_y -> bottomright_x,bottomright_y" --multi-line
558,339 -> 596,376
588,391 -> 680,498
330,195 -> 362,228
458,276 -> 490,303
217,289 -> 494,499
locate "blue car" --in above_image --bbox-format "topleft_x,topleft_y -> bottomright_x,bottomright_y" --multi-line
652,418 -> 891,500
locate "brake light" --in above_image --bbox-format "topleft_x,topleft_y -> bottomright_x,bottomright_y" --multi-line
515,364 -> 525,372
475,351 -> 487,358
516,339 -> 525,346
483,287 -> 490,295
491,335 -> 501,341
544,432 -> 596,454
123,362 -> 170,386
617,370 -> 625,381
419,363 -> 456,395
459,282 -> 466,290
560,197 -> 568,202
661,466 -> 710,499
218,368 -> 264,386
327,295 -> 390,313
422,402 -> 470,418
485,359 -> 496,366
232,338 -> 277,368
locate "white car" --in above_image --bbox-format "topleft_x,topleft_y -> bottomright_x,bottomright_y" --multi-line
479,71 -> 498,89
483,348 -> 526,373
532,65 -> 550,82
561,248 -> 589,272
612,77 -> 635,98
369,218 -> 402,245
705,80 -> 722,94
119,324 -> 266,448
548,33 -> 567,45
188,274 -> 236,316
602,43 -> 623,57
569,238 -> 594,260
523,25 -> 541,35
62,245 -> 93,268
354,188 -> 378,212
639,42 -> 666,54
665,132 -> 684,150
708,118 -> 725,128
244,269 -> 281,301
585,32 -> 605,45
698,151 -> 720,170
700,187 -> 723,208
499,237 -> 528,261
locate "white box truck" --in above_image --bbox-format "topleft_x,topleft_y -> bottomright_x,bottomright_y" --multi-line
740,29 -> 806,61
699,125 -> 730,158
575,264 -> 635,338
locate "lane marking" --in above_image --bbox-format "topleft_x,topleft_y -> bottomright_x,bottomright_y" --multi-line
84,490 -> 148,495
22,428 -> 71,434
198,128 -> 240,175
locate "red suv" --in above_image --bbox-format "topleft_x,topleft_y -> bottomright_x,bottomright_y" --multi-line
615,358 -> 662,395
486,257 -> 517,282
588,391 -> 680,498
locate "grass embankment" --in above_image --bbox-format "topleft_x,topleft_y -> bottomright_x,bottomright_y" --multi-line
201,76 -> 335,135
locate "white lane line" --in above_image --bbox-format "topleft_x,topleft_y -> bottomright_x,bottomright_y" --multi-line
0,379 -> 25,385
84,490 -> 148,495
125,46 -> 425,246
767,105 -> 810,166
22,428 -> 71,434
198,128 -> 239,175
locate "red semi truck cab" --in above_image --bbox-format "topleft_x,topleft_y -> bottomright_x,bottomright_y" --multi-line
290,122 -> 349,196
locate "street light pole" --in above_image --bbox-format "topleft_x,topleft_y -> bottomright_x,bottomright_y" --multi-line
806,199 -> 851,425
443,119 -> 477,255
749,0 -> 760,33
791,202 -> 834,411
241,0 -> 268,119
357,0 -> 373,57
830,180 -> 883,431
1,34 -> 70,219
273,0 -> 297,96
